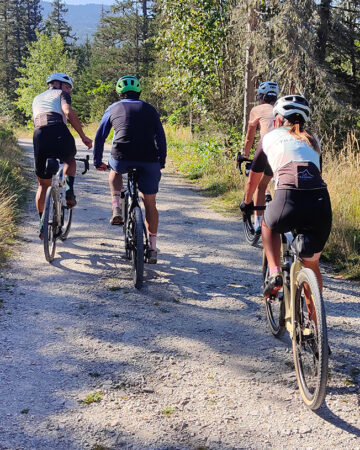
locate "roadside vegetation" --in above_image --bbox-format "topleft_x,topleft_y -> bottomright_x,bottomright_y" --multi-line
166,125 -> 360,279
0,127 -> 27,263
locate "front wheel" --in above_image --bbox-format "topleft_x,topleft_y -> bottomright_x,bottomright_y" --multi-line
263,251 -> 285,337
293,268 -> 328,410
43,186 -> 58,263
60,204 -> 73,241
131,206 -> 144,289
243,212 -> 261,246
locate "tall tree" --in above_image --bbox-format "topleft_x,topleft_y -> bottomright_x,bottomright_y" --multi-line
44,0 -> 75,44
15,31 -> 76,119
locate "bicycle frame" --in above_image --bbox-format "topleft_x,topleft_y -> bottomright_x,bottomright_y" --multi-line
279,233 -> 312,340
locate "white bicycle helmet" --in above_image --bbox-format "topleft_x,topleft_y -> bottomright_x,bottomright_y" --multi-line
273,95 -> 311,123
46,73 -> 74,89
257,81 -> 279,97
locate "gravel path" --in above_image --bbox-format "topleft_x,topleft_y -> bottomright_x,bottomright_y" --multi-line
0,139 -> 359,449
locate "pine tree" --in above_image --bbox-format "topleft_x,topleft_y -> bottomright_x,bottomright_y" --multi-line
44,0 -> 76,45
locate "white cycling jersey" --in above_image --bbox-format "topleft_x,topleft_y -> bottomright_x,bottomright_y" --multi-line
262,127 -> 325,190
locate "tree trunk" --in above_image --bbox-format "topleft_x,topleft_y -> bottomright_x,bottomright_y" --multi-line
316,0 -> 331,64
242,1 -> 257,135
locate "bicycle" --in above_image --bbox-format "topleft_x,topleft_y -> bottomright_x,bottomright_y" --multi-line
238,156 -> 272,246
262,231 -> 329,410
42,155 -> 90,262
122,168 -> 150,289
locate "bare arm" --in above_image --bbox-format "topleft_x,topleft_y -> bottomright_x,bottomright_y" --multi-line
62,103 -> 93,149
243,121 -> 258,157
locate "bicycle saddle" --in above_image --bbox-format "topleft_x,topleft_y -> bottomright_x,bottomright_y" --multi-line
45,158 -> 59,176
291,233 -> 314,259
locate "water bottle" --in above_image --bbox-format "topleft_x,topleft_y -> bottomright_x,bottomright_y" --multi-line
265,189 -> 272,204
245,162 -> 252,177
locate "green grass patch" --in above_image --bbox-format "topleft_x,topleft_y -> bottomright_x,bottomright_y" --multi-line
161,406 -> 176,418
80,391 -> 104,404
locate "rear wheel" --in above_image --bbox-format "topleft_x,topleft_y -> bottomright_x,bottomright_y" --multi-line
293,268 -> 328,410
129,207 -> 144,288
243,212 -> 261,246
131,206 -> 144,289
60,204 -> 73,241
263,251 -> 285,337
123,192 -> 131,260
43,186 -> 58,263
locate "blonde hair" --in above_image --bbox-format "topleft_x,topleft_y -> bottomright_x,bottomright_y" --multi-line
285,121 -> 320,154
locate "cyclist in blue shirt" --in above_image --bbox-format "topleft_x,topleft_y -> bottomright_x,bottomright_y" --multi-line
93,75 -> 167,264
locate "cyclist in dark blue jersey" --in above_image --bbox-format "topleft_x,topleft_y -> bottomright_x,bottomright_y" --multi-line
93,75 -> 167,264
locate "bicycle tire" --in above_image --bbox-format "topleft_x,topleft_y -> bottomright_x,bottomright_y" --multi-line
43,186 -> 58,263
60,204 -> 73,241
243,212 -> 261,246
263,251 -> 285,337
131,206 -> 144,289
123,192 -> 131,260
293,268 -> 328,410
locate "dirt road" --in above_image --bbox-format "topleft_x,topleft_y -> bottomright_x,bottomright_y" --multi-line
0,139 -> 359,449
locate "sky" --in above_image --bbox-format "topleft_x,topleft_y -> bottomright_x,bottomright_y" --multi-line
64,1 -> 113,4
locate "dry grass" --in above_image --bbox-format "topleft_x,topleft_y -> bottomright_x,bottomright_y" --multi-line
167,125 -> 360,278
0,127 -> 27,262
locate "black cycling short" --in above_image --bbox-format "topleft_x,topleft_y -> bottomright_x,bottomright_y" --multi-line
264,188 -> 332,253
33,124 -> 77,179
251,139 -> 273,177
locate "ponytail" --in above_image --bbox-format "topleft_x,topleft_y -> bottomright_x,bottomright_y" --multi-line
286,122 -> 320,154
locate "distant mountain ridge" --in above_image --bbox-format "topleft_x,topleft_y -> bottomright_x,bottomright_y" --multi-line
40,1 -> 110,44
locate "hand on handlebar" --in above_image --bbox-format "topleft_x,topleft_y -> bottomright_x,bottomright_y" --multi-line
96,163 -> 108,171
236,152 -> 248,165
239,200 -> 254,213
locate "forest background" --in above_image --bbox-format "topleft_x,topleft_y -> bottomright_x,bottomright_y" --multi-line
0,0 -> 359,276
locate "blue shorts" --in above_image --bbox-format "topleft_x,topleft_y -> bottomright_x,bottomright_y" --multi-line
108,156 -> 161,195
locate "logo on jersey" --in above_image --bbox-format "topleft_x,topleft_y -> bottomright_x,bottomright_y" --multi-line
298,169 -> 314,180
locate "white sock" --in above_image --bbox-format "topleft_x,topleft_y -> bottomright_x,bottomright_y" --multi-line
254,214 -> 263,229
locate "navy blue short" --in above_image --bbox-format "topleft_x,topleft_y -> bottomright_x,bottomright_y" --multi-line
108,156 -> 161,195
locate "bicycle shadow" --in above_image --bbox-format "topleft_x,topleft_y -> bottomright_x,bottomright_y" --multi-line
316,398 -> 360,438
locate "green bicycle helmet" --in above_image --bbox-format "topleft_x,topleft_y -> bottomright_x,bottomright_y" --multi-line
116,75 -> 141,94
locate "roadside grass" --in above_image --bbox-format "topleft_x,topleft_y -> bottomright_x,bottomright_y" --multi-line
166,124 -> 360,279
80,391 -> 104,404
0,126 -> 28,263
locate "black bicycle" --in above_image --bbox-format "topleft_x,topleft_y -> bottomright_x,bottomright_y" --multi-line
238,156 -> 271,246
42,156 -> 89,262
123,168 -> 150,289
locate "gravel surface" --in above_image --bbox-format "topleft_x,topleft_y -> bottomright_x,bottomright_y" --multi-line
0,139 -> 359,449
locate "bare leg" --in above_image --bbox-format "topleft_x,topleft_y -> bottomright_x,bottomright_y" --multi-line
261,221 -> 281,269
141,193 -> 158,234
63,157 -> 76,178
35,177 -> 52,214
254,174 -> 271,216
108,169 -> 123,193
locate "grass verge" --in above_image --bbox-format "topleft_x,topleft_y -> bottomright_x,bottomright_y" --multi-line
166,124 -> 360,279
0,126 -> 28,264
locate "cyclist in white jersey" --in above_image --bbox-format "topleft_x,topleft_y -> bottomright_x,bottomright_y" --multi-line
32,73 -> 92,238
240,95 -> 332,297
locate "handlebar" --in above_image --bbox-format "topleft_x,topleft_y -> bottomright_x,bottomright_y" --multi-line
75,155 -> 90,175
237,155 -> 252,175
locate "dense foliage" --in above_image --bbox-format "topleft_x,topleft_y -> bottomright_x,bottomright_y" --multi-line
0,0 -> 358,143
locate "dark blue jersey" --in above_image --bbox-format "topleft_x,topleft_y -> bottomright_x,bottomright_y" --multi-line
93,99 -> 167,168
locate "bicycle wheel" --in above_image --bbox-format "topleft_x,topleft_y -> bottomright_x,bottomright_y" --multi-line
43,186 -> 58,263
243,212 -> 261,246
131,206 -> 144,289
60,204 -> 73,241
293,268 -> 328,410
263,251 -> 285,337
123,192 -> 131,260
